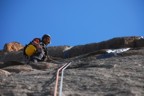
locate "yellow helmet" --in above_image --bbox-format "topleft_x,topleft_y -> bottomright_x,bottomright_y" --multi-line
25,44 -> 36,56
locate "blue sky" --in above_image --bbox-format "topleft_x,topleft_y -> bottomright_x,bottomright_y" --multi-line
0,0 -> 144,50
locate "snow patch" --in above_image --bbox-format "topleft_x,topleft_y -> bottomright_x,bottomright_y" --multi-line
138,36 -> 144,39
106,48 -> 130,54
63,46 -> 73,52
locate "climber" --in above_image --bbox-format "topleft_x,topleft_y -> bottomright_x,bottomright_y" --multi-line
40,34 -> 51,62
24,34 -> 51,63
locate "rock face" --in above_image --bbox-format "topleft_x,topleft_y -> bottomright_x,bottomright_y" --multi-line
135,38 -> 144,47
47,46 -> 71,58
3,42 -> 23,52
0,47 -> 143,96
0,51 -> 24,62
45,36 -> 144,58
66,36 -> 144,57
0,36 -> 144,96
0,69 -> 11,77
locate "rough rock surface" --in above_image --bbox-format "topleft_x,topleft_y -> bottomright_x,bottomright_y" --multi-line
47,46 -> 71,58
0,69 -> 11,77
66,36 -> 144,57
3,42 -> 23,52
0,36 -> 144,96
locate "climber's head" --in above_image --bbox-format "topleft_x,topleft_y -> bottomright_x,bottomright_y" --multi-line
42,34 -> 51,45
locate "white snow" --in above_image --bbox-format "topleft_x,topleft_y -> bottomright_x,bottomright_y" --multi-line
63,46 -> 73,52
138,36 -> 144,39
106,48 -> 131,54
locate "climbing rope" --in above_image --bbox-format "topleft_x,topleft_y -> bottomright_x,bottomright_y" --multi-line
59,62 -> 71,96
54,63 -> 70,96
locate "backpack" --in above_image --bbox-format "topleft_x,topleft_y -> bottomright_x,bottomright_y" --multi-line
23,38 -> 41,57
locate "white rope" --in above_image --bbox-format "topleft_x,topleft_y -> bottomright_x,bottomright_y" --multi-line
54,63 -> 68,96
59,62 -> 71,96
